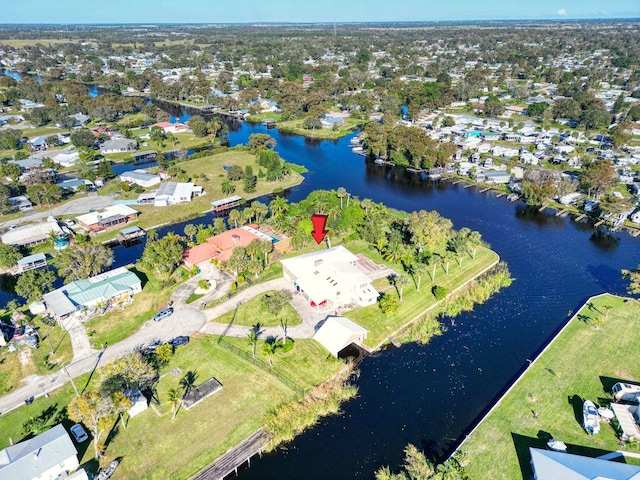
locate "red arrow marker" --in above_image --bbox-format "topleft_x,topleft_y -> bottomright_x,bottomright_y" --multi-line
311,213 -> 329,244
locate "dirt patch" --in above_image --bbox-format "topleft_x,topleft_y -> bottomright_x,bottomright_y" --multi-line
19,348 -> 31,366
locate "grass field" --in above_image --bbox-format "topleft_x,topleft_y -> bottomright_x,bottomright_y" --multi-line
344,243 -> 499,348
462,294 -> 640,479
0,335 -> 343,479
214,290 -> 303,327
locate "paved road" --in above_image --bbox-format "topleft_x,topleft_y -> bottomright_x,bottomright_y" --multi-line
0,269 -> 331,415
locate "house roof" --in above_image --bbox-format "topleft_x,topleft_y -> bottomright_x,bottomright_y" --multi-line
1,222 -> 63,247
119,170 -> 160,182
155,181 -> 194,198
183,226 -> 264,265
44,267 -> 141,316
76,204 -> 138,227
0,424 -> 77,480
101,138 -> 136,151
313,316 -> 368,357
529,448 -> 640,480
17,252 -> 46,266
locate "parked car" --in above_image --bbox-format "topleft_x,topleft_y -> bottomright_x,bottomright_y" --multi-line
170,336 -> 189,348
152,307 -> 174,322
70,423 -> 88,442
64,219 -> 75,227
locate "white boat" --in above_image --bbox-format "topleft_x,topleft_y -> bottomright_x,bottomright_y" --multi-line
598,407 -> 615,421
547,439 -> 567,452
96,459 -> 120,480
350,136 -> 361,145
583,400 -> 600,435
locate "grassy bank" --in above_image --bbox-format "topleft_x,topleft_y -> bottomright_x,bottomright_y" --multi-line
462,294 -> 640,479
345,245 -> 500,348
277,118 -> 363,140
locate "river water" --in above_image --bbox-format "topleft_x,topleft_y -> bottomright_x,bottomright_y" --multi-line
6,89 -> 640,476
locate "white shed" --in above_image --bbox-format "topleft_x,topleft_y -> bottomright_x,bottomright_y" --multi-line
313,316 -> 368,357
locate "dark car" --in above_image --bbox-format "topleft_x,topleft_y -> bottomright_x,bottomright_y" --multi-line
170,336 -> 189,348
152,307 -> 174,322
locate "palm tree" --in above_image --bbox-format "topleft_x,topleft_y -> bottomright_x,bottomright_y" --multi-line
228,209 -> 241,229
427,254 -> 441,282
247,330 -> 258,359
413,262 -> 430,292
383,242 -> 407,265
183,224 -> 197,243
166,387 -> 182,420
251,201 -> 268,224
468,230 -> 482,259
262,340 -> 279,367
221,180 -> 235,195
361,198 -> 373,215
179,370 -> 198,394
336,187 -> 347,209
269,196 -> 289,220
394,273 -> 410,302
442,250 -> 455,275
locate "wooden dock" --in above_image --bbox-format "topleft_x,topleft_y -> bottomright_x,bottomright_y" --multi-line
479,186 -> 492,193
555,209 -> 568,217
594,219 -> 605,227
538,205 -> 548,212
633,229 -> 640,237
464,183 -> 473,189
496,192 -> 506,198
575,214 -> 586,221
387,336 -> 401,348
191,429 -> 270,480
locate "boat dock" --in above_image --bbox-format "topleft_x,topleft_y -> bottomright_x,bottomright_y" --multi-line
191,429 -> 270,480
387,336 -> 401,348
211,195 -> 242,213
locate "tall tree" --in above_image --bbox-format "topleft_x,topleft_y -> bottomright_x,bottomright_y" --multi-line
183,224 -> 197,243
139,232 -> 185,279
166,388 -> 182,421
55,242 -> 114,282
68,391 -> 131,458
15,269 -> 56,302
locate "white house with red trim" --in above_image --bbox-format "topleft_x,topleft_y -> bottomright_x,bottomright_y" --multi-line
149,122 -> 189,134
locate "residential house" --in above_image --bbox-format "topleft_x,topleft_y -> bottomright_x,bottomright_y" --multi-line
56,178 -> 94,193
484,171 -> 511,184
18,98 -> 44,110
148,122 -> 189,134
15,252 -> 47,274
119,170 -> 161,188
8,195 -> 32,211
153,181 -> 203,207
43,267 -> 142,321
249,98 -> 280,113
183,225 -> 275,266
529,447 -> 640,480
313,316 -> 368,357
52,151 -> 79,168
320,114 -> 346,129
0,424 -> 85,480
100,138 -> 137,154
75,204 -> 139,232
280,245 -> 378,310
1,222 -> 63,248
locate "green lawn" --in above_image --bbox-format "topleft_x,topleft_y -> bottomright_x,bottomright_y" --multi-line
246,112 -> 283,123
345,246 -> 499,348
277,118 -> 364,140
215,290 -> 303,327
0,335 -> 343,479
462,294 -> 640,479
84,268 -> 176,348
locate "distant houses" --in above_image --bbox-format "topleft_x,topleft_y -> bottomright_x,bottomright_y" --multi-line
100,138 -> 137,154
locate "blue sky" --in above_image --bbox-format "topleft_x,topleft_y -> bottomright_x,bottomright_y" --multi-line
0,0 -> 638,24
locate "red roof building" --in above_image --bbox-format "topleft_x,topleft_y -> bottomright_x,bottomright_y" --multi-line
183,226 -> 266,266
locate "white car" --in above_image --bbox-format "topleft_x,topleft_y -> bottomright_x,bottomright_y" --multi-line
70,423 -> 88,443
64,219 -> 75,227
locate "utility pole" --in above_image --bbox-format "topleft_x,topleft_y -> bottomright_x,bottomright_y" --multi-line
61,363 -> 79,397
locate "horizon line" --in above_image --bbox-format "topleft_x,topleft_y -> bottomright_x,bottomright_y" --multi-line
0,18 -> 639,27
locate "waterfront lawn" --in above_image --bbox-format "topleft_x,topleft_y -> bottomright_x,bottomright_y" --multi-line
217,336 -> 343,388
96,335 -> 342,479
84,268 -> 174,348
277,118 -> 363,140
345,246 -> 499,348
462,294 -> 640,479
246,112 -> 283,123
214,290 -> 303,328
123,150 -> 303,230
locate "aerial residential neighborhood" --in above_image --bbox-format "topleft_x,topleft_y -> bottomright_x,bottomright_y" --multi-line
0,3 -> 640,480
